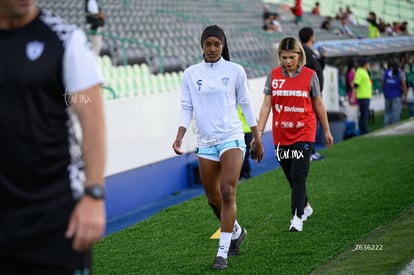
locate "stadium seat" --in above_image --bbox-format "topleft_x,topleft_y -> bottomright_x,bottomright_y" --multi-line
99,39 -> 112,57
150,56 -> 184,74
37,0 -> 414,99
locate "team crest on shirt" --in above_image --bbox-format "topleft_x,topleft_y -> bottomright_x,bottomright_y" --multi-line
26,41 -> 44,61
221,77 -> 229,86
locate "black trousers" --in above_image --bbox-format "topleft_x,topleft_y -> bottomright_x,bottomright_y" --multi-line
0,200 -> 92,275
275,142 -> 314,217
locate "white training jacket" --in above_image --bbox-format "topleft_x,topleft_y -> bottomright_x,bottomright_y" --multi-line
179,57 -> 257,147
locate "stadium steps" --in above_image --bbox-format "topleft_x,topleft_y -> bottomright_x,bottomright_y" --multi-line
38,0 -> 414,99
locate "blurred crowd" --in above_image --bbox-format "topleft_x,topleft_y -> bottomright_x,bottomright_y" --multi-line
263,1 -> 410,39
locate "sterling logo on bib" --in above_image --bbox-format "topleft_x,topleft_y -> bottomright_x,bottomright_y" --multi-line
26,41 -> 44,61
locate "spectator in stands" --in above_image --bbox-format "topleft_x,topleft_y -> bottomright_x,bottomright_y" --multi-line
263,5 -> 272,21
299,27 -> 326,161
263,15 -> 275,31
354,57 -> 373,134
378,18 -> 387,33
366,11 -> 380,38
256,37 -> 333,232
85,0 -> 105,55
393,21 -> 401,34
345,6 -> 357,26
382,60 -> 408,126
337,17 -> 354,38
172,25 -> 263,270
385,23 -> 395,36
277,1 -> 292,21
263,13 -> 283,32
271,13 -> 283,32
321,16 -> 332,31
346,59 -> 358,105
0,0 -> 106,273
290,0 -> 303,25
311,2 -> 320,15
336,7 -> 345,20
238,106 -> 253,180
400,21 -> 409,34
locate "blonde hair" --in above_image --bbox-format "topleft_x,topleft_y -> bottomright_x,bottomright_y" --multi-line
278,37 -> 306,66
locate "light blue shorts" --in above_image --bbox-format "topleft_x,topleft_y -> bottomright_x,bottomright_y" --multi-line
196,140 -> 246,162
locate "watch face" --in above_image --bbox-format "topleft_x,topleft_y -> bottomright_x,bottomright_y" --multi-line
85,185 -> 106,199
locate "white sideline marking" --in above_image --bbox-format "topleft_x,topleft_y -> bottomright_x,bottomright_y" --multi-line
372,119 -> 414,137
399,258 -> 414,275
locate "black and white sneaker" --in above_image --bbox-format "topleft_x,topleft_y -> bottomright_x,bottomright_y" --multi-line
228,227 -> 247,256
212,256 -> 227,270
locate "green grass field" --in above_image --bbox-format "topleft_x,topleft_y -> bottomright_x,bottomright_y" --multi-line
93,108 -> 414,274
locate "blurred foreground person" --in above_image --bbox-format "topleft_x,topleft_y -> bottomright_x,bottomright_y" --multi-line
0,0 -> 106,273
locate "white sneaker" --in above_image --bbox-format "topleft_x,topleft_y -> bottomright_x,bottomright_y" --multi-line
289,215 -> 303,232
302,203 -> 313,221
310,153 -> 325,161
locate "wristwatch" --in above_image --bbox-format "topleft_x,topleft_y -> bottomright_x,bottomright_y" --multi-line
84,184 -> 106,200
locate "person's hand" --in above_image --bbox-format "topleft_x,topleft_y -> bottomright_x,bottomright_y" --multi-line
318,45 -> 326,58
250,139 -> 264,163
172,139 -> 184,155
324,130 -> 334,148
65,196 -> 106,251
349,89 -> 357,105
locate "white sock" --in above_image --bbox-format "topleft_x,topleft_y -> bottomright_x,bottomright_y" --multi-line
232,220 -> 241,240
217,232 -> 232,259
